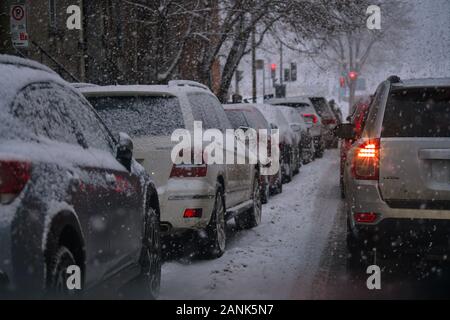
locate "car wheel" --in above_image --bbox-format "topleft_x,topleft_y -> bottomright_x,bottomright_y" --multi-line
200,185 -> 226,259
261,176 -> 270,204
236,175 -> 262,229
340,178 -> 346,199
283,161 -> 293,183
274,168 -> 283,194
346,217 -> 371,272
46,246 -> 80,298
137,206 -> 161,299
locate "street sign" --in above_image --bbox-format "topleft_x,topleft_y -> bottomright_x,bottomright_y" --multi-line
10,4 -> 29,48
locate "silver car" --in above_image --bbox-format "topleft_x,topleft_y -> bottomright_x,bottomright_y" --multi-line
339,76 -> 450,265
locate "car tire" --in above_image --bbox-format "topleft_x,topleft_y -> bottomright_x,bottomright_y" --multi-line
283,161 -> 293,183
46,245 -> 80,298
261,176 -> 270,204
346,217 -> 371,272
340,178 -> 346,199
274,168 -> 283,195
236,175 -> 262,230
136,206 -> 161,299
200,185 -> 226,259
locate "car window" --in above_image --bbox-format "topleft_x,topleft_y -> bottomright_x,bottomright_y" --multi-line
87,95 -> 185,137
11,83 -> 86,147
309,98 -> 334,118
225,110 -> 249,129
188,92 -> 232,131
61,89 -> 116,152
245,109 -> 269,130
382,87 -> 450,138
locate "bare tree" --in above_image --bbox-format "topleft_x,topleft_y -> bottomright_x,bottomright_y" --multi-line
315,0 -> 412,111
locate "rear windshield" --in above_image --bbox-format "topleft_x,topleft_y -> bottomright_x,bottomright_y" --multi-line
87,95 -> 185,137
382,87 -> 450,138
309,98 -> 334,119
225,110 -> 248,129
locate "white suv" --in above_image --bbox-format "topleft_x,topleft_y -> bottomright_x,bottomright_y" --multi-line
80,81 -> 261,258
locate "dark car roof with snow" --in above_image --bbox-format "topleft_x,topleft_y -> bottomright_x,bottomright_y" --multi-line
0,55 -> 66,111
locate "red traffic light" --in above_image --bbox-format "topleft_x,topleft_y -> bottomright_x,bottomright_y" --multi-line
271,64 -> 277,71
349,71 -> 358,81
339,77 -> 346,88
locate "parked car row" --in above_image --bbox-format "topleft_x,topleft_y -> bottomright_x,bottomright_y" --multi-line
336,76 -> 450,269
0,54 -> 341,298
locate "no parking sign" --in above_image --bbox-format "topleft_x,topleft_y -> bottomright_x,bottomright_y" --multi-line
10,4 -> 29,48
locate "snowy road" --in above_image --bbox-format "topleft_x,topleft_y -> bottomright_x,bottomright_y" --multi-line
159,150 -> 450,300
160,150 -> 343,300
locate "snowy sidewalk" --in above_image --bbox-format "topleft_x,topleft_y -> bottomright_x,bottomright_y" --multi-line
160,150 -> 341,300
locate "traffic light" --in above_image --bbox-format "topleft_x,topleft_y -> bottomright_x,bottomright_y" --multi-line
271,64 -> 277,79
290,63 -> 297,82
339,77 -> 346,88
348,71 -> 358,81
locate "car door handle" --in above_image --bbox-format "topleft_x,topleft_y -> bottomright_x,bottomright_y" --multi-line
419,149 -> 450,160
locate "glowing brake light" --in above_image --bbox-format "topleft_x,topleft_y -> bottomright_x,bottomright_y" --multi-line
352,139 -> 380,180
183,208 -> 203,218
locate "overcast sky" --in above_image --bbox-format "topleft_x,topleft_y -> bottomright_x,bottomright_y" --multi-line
237,0 -> 450,108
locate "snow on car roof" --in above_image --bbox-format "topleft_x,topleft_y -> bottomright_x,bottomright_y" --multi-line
0,55 -> 67,112
79,84 -> 208,97
0,54 -> 57,75
266,96 -> 312,105
223,103 -> 259,111
392,78 -> 450,89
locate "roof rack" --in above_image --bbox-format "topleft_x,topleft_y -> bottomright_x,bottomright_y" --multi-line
387,75 -> 401,84
168,80 -> 211,92
71,82 -> 99,89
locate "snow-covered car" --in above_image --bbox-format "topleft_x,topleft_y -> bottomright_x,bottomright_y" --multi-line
276,105 -> 315,165
308,97 -> 338,149
80,81 -> 262,259
267,97 -> 325,158
0,55 -> 161,298
339,96 -> 372,199
224,104 -> 283,203
339,76 -> 450,266
254,104 -> 298,183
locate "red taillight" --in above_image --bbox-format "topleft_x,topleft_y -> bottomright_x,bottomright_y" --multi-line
183,208 -> 203,218
303,114 -> 318,124
354,212 -> 378,223
352,139 -> 380,180
170,164 -> 207,178
0,160 -> 31,203
170,150 -> 208,178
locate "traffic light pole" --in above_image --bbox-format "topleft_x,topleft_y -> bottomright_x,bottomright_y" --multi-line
251,26 -> 257,103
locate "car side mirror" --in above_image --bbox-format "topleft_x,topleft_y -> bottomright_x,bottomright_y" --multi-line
334,124 -> 356,140
117,132 -> 133,171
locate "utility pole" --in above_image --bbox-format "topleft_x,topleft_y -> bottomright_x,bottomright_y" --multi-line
0,0 -> 14,55
279,42 -> 283,85
251,26 -> 257,103
235,71 -> 239,95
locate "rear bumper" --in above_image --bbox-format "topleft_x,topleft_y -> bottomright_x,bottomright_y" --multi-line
348,180 -> 450,255
161,178 -> 216,232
